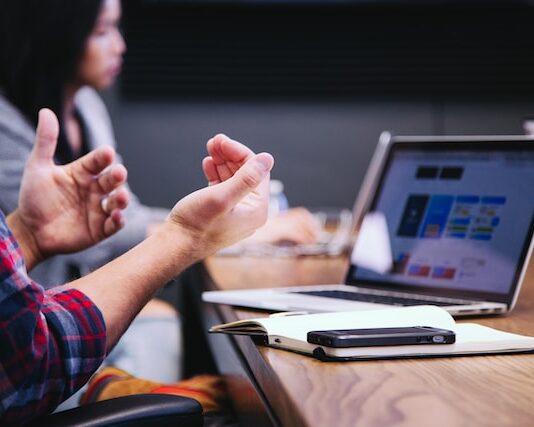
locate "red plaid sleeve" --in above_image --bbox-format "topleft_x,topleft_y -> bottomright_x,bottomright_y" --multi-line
0,212 -> 107,425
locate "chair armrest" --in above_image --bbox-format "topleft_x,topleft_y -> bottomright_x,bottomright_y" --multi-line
35,394 -> 203,427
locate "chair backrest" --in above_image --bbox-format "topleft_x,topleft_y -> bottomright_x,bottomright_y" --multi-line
32,393 -> 203,427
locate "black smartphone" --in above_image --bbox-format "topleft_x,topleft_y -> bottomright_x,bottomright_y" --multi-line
307,326 -> 456,348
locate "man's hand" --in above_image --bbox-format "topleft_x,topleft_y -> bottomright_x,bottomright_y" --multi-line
166,134 -> 274,258
8,108 -> 129,269
203,136 -> 320,246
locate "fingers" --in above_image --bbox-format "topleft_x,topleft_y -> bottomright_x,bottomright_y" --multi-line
216,152 -> 274,208
30,108 -> 60,164
96,163 -> 128,194
101,187 -> 129,214
202,157 -> 220,185
98,164 -> 129,237
100,190 -> 128,237
71,146 -> 116,177
206,134 -> 255,182
207,134 -> 254,163
292,219 -> 321,244
103,209 -> 126,236
282,208 -> 322,241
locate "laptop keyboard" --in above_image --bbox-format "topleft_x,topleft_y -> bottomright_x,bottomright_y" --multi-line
293,290 -> 461,307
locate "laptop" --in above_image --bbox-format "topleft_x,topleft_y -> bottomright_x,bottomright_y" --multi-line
203,133 -> 534,316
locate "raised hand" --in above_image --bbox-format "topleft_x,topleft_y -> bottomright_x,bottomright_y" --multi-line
11,108 -> 129,268
167,134 -> 274,258
203,135 -> 321,247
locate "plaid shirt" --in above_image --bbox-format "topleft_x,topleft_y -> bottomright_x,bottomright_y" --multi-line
0,211 -> 107,425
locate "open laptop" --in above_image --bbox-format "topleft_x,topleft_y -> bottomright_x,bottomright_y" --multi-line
203,133 -> 534,316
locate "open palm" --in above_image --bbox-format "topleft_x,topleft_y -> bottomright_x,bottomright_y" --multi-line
18,109 -> 129,257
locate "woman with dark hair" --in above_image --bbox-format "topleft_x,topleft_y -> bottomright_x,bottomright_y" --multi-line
0,0 -> 182,394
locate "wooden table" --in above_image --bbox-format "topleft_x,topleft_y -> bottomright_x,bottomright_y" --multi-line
198,256 -> 534,427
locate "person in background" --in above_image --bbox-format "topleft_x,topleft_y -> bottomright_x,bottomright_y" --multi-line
0,108 -> 274,424
0,0 -> 320,389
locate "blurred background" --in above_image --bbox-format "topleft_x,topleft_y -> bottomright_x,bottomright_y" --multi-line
104,0 -> 534,211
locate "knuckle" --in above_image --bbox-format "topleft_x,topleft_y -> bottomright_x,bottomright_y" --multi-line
239,170 -> 260,189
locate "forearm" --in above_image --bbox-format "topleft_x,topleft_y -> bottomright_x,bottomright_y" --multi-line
68,223 -> 202,349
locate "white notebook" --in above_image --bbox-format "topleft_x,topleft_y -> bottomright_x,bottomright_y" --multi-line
209,306 -> 534,361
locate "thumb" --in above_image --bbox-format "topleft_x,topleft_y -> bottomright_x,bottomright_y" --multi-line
218,152 -> 274,206
30,108 -> 60,164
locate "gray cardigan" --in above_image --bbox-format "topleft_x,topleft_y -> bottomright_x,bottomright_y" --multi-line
0,87 -> 168,287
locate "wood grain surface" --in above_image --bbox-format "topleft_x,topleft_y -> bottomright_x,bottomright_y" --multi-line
204,256 -> 534,427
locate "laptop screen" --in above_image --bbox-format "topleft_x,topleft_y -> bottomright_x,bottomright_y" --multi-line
347,140 -> 534,303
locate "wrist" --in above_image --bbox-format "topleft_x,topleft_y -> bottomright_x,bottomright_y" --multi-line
6,210 -> 45,270
155,220 -> 210,265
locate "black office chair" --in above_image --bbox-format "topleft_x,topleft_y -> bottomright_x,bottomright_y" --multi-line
33,394 -> 203,427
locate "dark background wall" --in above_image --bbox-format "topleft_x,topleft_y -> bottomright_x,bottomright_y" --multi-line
103,0 -> 534,210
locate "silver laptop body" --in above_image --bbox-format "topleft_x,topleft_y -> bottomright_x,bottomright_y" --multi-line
203,133 -> 534,317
